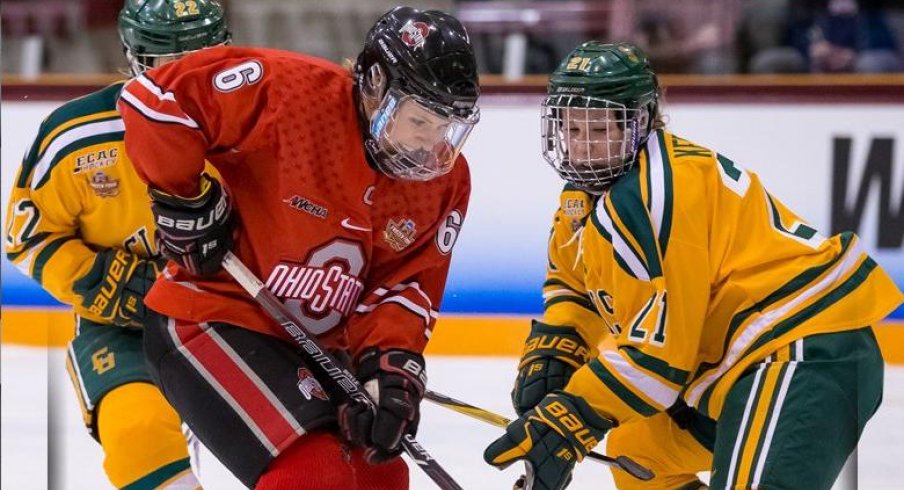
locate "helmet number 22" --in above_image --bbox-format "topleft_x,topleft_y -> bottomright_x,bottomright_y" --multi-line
213,61 -> 264,93
173,1 -> 200,17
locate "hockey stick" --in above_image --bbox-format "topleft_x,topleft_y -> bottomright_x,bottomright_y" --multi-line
424,390 -> 655,481
221,252 -> 463,490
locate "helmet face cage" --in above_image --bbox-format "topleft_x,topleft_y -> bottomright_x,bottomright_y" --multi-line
369,88 -> 479,181
541,94 -> 649,193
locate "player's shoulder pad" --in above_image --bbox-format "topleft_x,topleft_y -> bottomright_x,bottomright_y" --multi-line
451,154 -> 471,185
428,154 -> 471,200
559,183 -> 595,223
19,82 -> 126,190
658,130 -> 716,166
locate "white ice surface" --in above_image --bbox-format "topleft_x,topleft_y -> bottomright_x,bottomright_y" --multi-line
2,347 -> 901,489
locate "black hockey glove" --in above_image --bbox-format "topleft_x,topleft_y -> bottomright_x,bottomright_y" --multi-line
339,348 -> 427,464
485,392 -> 613,490
149,174 -> 234,277
73,249 -> 166,327
512,321 -> 592,415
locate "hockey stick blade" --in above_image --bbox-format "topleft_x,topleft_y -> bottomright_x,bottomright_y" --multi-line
424,390 -> 654,481
221,252 -> 463,490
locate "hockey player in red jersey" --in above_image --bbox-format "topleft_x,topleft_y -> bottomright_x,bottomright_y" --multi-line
117,7 -> 479,489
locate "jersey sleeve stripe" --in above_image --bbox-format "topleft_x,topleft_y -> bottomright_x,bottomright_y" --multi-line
599,350 -> 679,409
119,91 -> 200,129
135,74 -> 178,102
721,232 -> 856,358
370,281 -> 434,310
6,231 -> 52,262
686,236 -> 866,406
12,245 -> 41,277
37,111 -> 120,157
544,294 -> 597,313
542,288 -> 581,300
31,119 -> 125,190
620,346 -> 690,385
543,278 -> 585,293
616,345 -> 683,391
744,256 -> 877,359
355,295 -> 437,326
587,359 -> 659,416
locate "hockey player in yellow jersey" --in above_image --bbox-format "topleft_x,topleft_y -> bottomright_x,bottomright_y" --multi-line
4,1 -> 229,488
484,41 -> 903,490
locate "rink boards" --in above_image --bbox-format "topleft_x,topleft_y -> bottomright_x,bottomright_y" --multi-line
3,309 -> 904,364
3,86 -> 903,361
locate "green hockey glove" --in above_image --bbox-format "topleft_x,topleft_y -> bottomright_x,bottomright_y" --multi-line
485,391 -> 613,490
74,249 -> 165,327
512,321 -> 592,415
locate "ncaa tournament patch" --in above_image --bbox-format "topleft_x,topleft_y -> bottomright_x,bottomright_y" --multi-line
89,171 -> 120,198
384,218 -> 417,251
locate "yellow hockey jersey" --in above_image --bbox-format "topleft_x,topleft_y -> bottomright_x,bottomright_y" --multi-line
544,130 -> 903,423
5,82 -> 158,324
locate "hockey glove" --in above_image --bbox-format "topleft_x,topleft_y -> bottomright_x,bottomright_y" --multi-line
339,348 -> 427,464
74,249 -> 166,327
512,321 -> 592,415
149,174 -> 234,276
484,392 -> 613,490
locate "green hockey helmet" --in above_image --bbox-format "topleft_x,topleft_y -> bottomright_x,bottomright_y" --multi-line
541,42 -> 660,192
118,0 -> 230,76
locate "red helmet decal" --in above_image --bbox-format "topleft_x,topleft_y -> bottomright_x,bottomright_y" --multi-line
400,21 -> 430,48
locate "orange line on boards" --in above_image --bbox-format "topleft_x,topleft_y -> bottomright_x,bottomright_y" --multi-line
1,308 -> 75,347
2,308 -> 903,364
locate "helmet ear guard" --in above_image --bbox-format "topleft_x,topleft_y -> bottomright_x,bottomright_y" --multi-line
363,63 -> 387,100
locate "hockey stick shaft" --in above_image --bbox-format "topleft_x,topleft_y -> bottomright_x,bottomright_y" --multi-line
424,390 -> 655,481
221,252 -> 462,490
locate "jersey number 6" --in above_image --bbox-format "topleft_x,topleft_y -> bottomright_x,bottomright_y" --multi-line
213,61 -> 264,93
436,209 -> 463,255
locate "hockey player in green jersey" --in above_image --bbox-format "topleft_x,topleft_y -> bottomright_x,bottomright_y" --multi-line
4,1 -> 228,488
483,41 -> 903,490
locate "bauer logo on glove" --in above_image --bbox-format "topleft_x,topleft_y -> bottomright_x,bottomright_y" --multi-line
484,392 -> 613,490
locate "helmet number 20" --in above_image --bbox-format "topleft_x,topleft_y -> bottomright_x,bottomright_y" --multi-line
213,61 -> 264,93
173,1 -> 200,17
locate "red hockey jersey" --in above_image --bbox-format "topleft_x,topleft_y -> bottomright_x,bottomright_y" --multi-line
118,46 -> 470,356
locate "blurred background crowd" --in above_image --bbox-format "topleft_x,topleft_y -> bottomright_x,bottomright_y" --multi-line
2,0 -> 903,78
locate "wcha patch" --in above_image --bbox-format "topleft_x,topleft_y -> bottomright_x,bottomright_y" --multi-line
297,367 -> 328,401
89,171 -> 120,197
283,195 -> 328,219
383,218 -> 417,252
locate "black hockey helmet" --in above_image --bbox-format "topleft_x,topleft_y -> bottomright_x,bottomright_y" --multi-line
355,6 -> 480,181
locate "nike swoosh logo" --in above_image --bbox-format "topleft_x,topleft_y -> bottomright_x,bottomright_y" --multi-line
341,218 -> 371,232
